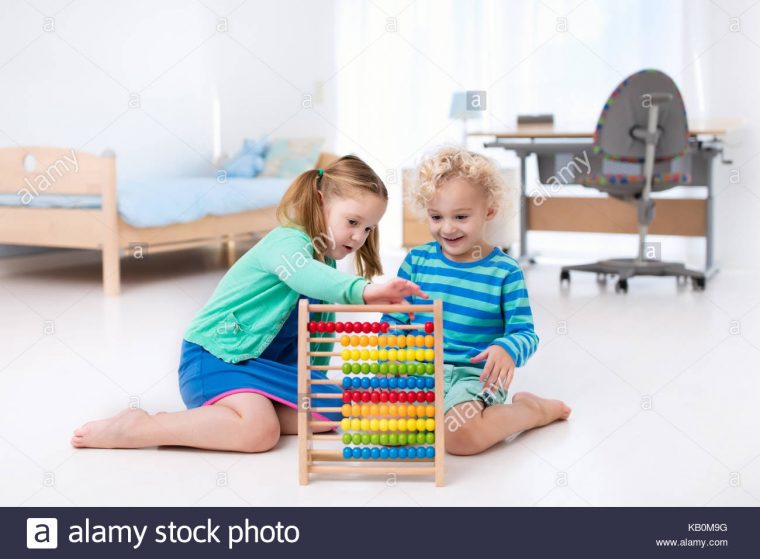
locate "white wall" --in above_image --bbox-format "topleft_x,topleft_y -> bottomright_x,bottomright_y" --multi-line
0,0 -> 338,256
332,0 -> 759,271
685,0 -> 760,271
2,0 -> 758,271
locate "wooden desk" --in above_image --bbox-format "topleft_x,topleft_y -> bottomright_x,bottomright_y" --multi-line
476,121 -> 736,275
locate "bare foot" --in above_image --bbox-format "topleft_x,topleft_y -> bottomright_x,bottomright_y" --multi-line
512,391 -> 572,426
71,408 -> 151,449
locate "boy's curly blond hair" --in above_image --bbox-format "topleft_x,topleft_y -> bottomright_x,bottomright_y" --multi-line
408,146 -> 506,214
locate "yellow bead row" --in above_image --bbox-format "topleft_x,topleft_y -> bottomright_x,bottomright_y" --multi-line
340,348 -> 435,362
339,417 -> 436,432
340,334 -> 435,348
341,404 -> 436,418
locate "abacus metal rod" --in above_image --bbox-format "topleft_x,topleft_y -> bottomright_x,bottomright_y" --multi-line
309,379 -> 342,385
310,450 -> 434,462
310,420 -> 340,428
308,337 -> 436,343
307,304 -> 435,313
309,434 -> 343,441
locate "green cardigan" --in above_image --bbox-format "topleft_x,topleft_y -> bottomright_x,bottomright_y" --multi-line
184,226 -> 368,363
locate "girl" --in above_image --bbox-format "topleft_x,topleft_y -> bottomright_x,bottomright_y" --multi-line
72,155 -> 425,453
382,146 -> 571,456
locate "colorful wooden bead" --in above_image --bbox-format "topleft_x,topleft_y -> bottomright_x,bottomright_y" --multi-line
424,322 -> 434,333
326,322 -> 336,333
380,321 -> 390,333
335,322 -> 345,333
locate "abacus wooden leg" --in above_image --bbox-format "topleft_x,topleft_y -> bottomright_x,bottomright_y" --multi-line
297,298 -> 311,485
433,299 -> 445,487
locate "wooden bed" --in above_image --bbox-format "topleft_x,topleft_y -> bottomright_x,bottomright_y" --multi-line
0,147 -> 338,296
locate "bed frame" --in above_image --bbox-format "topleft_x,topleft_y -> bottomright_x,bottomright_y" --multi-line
0,147 -> 338,296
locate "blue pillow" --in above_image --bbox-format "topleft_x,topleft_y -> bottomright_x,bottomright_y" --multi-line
260,138 -> 324,178
223,138 -> 268,177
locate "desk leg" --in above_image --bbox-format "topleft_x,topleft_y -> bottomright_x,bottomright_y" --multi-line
519,154 -> 528,260
704,149 -> 719,278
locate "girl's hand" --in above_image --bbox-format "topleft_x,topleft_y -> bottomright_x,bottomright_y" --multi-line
363,278 -> 428,305
470,345 -> 516,394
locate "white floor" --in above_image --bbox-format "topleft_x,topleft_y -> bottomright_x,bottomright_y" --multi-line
1,245 -> 760,507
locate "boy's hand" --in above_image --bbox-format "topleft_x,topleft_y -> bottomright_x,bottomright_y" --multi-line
470,345 -> 516,393
363,278 -> 428,305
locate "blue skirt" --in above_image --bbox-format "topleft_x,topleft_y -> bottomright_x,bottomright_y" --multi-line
177,339 -> 342,422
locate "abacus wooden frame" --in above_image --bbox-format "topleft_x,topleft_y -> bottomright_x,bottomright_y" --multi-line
297,300 -> 445,486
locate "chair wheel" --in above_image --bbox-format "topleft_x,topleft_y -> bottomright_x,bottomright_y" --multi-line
692,276 -> 706,290
560,270 -> 570,284
615,278 -> 628,293
596,273 -> 607,284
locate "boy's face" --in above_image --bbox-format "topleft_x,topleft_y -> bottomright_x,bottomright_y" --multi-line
321,191 -> 387,260
426,177 -> 496,262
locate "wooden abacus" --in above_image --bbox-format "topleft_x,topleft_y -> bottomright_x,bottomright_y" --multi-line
297,300 -> 445,486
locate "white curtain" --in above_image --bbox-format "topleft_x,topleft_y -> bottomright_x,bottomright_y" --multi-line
334,0 -> 691,251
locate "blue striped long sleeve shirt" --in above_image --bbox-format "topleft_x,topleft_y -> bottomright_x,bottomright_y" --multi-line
381,242 -> 539,367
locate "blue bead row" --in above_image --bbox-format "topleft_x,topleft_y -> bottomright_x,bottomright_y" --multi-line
342,446 -> 435,460
341,376 -> 434,390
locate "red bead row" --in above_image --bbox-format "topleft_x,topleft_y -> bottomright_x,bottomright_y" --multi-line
342,390 -> 435,404
307,321 -> 434,334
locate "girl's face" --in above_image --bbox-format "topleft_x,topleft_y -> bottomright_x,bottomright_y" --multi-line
426,177 -> 496,262
320,191 -> 387,260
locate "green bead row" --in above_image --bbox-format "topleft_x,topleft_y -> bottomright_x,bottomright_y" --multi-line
341,431 -> 435,446
341,362 -> 435,375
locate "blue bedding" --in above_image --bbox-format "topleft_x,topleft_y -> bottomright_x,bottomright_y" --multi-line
0,176 -> 291,228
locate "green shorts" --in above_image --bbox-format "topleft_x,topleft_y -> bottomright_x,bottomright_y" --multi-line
443,364 -> 509,413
